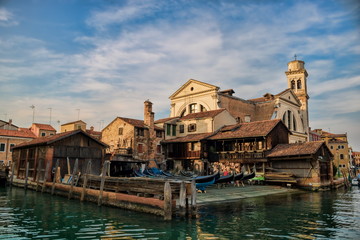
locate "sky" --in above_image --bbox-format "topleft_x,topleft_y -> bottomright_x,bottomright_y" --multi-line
0,0 -> 359,149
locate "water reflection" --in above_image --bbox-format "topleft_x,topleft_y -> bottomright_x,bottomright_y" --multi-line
1,187 -> 360,239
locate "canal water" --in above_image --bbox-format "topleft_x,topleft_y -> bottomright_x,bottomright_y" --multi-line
1,187 -> 359,239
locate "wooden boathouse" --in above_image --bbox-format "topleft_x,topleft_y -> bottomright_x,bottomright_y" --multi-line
10,130 -> 196,220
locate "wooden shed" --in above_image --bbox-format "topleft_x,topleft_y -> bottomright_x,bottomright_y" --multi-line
267,141 -> 334,189
12,130 -> 108,182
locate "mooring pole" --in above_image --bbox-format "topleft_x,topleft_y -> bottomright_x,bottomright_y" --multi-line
190,179 -> 197,217
164,181 -> 172,220
179,181 -> 186,216
10,161 -> 15,187
98,161 -> 109,206
35,159 -> 43,192
42,161 -> 51,193
81,160 -> 92,202
51,159 -> 60,195
68,158 -> 79,199
24,162 -> 29,190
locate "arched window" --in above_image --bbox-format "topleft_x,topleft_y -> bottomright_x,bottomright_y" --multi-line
282,110 -> 297,131
297,80 -> 302,89
293,116 -> 297,131
291,80 -> 295,89
200,104 -> 207,112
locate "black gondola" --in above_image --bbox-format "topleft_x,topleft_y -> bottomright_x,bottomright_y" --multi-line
194,171 -> 220,183
242,172 -> 255,181
215,173 -> 234,184
233,172 -> 244,181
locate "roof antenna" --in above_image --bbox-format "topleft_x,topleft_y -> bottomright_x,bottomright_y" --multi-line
294,54 -> 297,60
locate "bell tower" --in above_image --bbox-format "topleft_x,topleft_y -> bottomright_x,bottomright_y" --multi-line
285,56 -> 309,137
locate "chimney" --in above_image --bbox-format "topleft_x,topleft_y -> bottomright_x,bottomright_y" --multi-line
8,119 -> 12,130
90,126 -> 94,131
144,100 -> 154,129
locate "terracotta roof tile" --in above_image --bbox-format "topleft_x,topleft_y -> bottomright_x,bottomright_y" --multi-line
0,129 -> 37,138
118,117 -> 163,131
180,109 -> 225,120
163,132 -> 214,143
154,117 -> 179,124
208,119 -> 287,140
267,141 -> 325,157
33,123 -> 56,131
61,120 -> 86,126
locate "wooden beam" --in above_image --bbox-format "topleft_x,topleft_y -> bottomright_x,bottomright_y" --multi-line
42,161 -> 51,193
24,161 -> 29,190
35,159 -> 43,192
10,161 -> 15,186
68,158 -> 79,199
98,160 -> 109,206
51,159 -> 60,195
81,160 -> 92,201
163,181 -> 172,220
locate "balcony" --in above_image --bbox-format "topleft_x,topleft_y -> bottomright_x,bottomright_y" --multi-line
113,148 -> 133,156
168,150 -> 200,159
217,151 -> 267,162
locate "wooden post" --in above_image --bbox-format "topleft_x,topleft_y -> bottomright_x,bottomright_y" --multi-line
81,160 -> 92,202
164,181 -> 172,220
67,157 -> 71,175
51,159 -> 60,195
24,161 -> 29,190
10,161 -> 15,187
41,161 -> 51,193
98,161 -> 109,206
68,158 -> 79,199
179,181 -> 186,216
190,179 -> 197,217
35,159 -> 43,192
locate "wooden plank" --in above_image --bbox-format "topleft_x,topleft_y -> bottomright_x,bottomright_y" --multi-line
67,157 -> 71,175
68,158 -> 79,199
81,160 -> 92,201
24,161 -> 29,190
164,181 -> 172,220
51,159 -> 60,195
41,161 -> 51,193
98,161 -> 109,206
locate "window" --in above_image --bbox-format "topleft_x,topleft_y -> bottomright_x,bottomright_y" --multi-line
330,146 -> 333,149
41,132 -> 46,137
179,125 -> 185,133
172,125 -> 176,136
118,128 -> 123,135
200,104 -> 207,112
293,117 -> 297,131
137,144 -> 143,153
10,144 -> 15,152
291,80 -> 295,89
156,130 -> 162,138
77,125 -> 82,130
297,80 -> 302,89
189,103 -> 197,113
166,124 -> 171,136
0,143 -> 5,152
157,145 -> 161,154
245,115 -> 251,123
340,154 -> 344,160
188,124 -> 196,132
136,128 -> 144,136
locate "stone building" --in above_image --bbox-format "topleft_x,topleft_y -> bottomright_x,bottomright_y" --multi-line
168,59 -> 310,143
101,101 -> 165,167
61,120 -> 87,132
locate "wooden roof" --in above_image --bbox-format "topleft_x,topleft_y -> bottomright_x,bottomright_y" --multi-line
267,141 -> 331,158
13,129 -> 108,149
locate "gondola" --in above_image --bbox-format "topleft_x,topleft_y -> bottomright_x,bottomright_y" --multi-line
194,171 -> 220,183
242,171 -> 255,181
180,170 -> 196,177
196,178 -> 216,192
133,169 -> 146,177
233,172 -> 244,181
215,173 -> 234,184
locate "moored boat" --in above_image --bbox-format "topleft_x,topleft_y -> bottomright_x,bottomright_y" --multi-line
215,173 -> 234,184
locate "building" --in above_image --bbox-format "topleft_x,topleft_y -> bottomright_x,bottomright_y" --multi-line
0,119 -> 18,130
267,141 -> 333,189
352,151 -> 360,175
313,129 -> 351,171
168,59 -> 310,143
61,120 -> 87,132
101,101 -> 165,173
86,126 -> 102,140
0,128 -> 36,166
12,129 -> 108,181
30,123 -> 56,137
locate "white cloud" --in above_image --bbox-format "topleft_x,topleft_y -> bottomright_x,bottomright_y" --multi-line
0,8 -> 18,26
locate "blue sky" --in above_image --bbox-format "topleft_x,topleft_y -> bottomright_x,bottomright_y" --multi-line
0,0 -> 359,149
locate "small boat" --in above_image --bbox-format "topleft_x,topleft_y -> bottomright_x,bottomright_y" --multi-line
133,170 -> 146,177
196,178 -> 216,192
233,172 -> 244,181
194,171 -> 220,183
215,173 -> 234,184
180,170 -> 196,177
351,178 -> 359,186
242,172 -> 255,181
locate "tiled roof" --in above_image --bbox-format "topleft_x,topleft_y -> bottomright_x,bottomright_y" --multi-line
33,123 -> 56,131
180,109 -> 225,120
267,141 -> 326,157
154,117 -> 179,124
208,119 -> 286,140
248,97 -> 267,103
163,132 -> 214,143
118,117 -> 163,131
13,130 -> 108,149
0,129 -> 36,138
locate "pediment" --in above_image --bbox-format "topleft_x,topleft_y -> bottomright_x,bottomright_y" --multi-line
276,89 -> 301,106
169,79 -> 219,100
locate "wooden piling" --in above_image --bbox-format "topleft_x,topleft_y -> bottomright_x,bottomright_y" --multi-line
190,179 -> 197,217
42,161 -> 51,193
24,162 -> 29,190
51,159 -> 60,195
164,181 -> 172,220
98,161 -> 109,206
179,181 -> 186,216
35,159 -> 43,192
81,160 -> 92,201
10,161 -> 15,187
68,158 -> 79,199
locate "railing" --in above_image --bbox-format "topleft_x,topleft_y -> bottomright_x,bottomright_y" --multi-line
113,148 -> 133,156
217,151 -> 266,161
168,150 -> 200,159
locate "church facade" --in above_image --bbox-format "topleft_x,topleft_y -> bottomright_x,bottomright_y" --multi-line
168,59 -> 310,143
